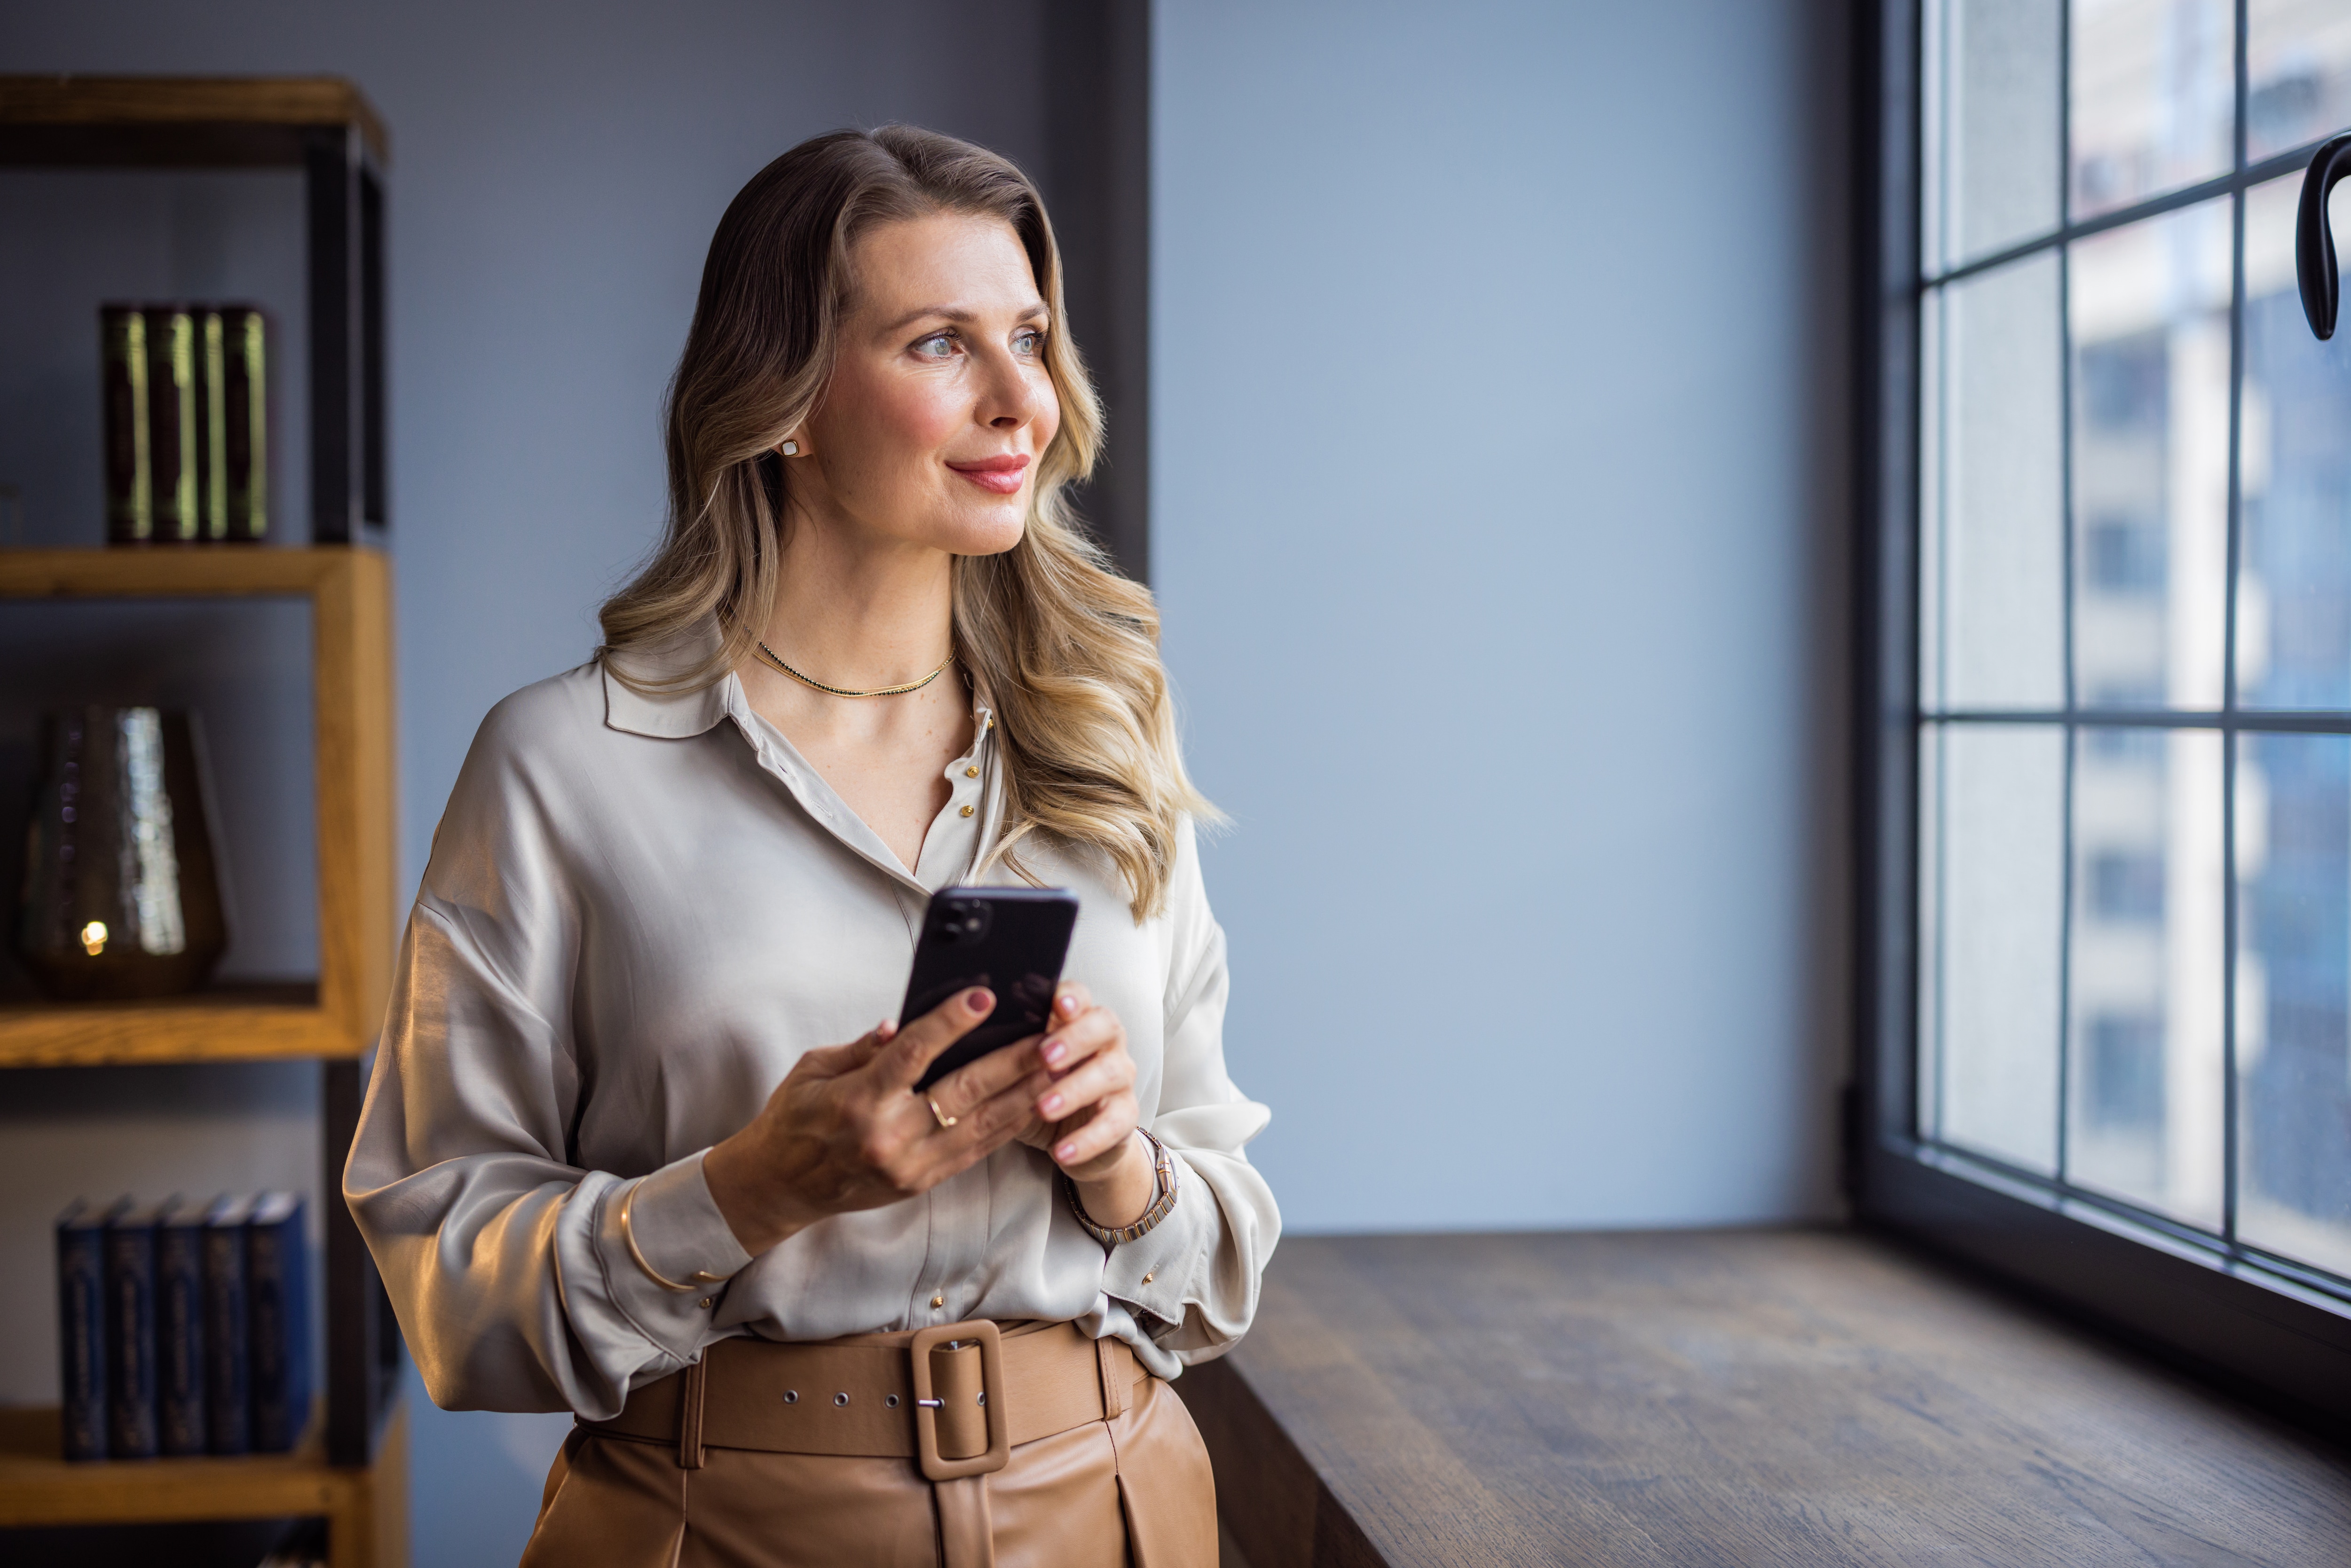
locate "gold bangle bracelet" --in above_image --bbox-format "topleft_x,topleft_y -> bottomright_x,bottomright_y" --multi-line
618,1179 -> 727,1293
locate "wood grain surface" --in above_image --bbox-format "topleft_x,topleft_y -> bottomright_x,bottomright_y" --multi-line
0,75 -> 387,163
0,983 -> 342,1066
0,1401 -> 404,1557
311,547 -> 398,1056
1188,1229 -> 2351,1567
0,545 -> 365,600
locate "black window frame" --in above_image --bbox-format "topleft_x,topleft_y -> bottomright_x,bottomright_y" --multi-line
1853,0 -> 2351,1430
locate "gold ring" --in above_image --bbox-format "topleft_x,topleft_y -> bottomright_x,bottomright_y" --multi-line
928,1096 -> 958,1130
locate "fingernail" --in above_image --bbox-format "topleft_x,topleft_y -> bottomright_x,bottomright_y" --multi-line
1058,994 -> 1079,1016
966,987 -> 994,1013
1056,1142 -> 1078,1161
877,1020 -> 897,1039
1042,1039 -> 1067,1066
1040,1093 -> 1064,1116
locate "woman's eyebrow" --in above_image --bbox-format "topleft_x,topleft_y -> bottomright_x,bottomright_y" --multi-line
879,301 -> 1051,333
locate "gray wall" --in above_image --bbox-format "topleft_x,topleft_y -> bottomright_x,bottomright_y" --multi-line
1152,0 -> 1854,1231
0,1 -> 1851,1563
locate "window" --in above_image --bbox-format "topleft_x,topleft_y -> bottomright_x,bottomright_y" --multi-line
1861,0 -> 2351,1419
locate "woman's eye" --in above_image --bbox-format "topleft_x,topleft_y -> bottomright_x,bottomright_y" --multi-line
915,332 -> 956,359
1013,328 -> 1044,355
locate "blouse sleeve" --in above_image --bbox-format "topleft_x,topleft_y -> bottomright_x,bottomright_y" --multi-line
342,697 -> 751,1417
1095,816 -> 1282,1363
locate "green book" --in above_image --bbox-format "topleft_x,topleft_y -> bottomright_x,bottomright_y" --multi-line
145,306 -> 199,542
201,311 -> 228,540
220,307 -> 268,541
101,306 -> 151,543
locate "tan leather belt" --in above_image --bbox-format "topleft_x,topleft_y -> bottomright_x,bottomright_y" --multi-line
581,1319 -> 1143,1568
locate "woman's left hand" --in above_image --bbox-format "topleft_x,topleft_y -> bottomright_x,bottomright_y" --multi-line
1018,982 -> 1157,1228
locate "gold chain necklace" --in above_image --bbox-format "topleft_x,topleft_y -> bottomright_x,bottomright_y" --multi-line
755,639 -> 952,698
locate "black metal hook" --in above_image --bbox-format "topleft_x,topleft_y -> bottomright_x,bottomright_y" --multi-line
2298,132 -> 2351,341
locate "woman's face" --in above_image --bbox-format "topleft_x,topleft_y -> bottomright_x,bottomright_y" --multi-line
794,211 -> 1061,557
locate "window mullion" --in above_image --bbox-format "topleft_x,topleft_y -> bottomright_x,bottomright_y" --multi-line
2055,0 -> 2076,1191
2219,0 -> 2251,1255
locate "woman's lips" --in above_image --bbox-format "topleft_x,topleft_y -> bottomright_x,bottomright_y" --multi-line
947,454 -> 1031,495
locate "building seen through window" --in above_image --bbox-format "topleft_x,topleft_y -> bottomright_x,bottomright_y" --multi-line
1917,0 -> 2351,1285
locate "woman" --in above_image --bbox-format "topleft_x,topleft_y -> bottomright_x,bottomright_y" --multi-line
345,126 -> 1277,1568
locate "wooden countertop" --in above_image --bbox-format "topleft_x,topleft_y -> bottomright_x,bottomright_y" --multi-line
1185,1229 -> 2351,1566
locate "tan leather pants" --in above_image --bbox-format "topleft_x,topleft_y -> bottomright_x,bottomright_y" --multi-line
518,1322 -> 1217,1568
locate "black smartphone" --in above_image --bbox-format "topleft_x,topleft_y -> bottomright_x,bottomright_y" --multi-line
903,887 -> 1081,1093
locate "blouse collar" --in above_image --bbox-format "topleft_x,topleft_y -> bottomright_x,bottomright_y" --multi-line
600,621 -> 731,739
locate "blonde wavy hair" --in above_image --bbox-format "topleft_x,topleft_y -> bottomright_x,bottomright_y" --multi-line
598,126 -> 1214,921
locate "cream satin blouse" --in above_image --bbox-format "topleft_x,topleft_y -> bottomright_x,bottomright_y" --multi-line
343,640 -> 1278,1418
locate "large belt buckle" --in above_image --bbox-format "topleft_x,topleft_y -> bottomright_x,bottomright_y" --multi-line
909,1319 -> 1010,1481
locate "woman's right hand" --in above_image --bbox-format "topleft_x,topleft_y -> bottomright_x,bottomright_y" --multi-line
702,986 -> 1052,1256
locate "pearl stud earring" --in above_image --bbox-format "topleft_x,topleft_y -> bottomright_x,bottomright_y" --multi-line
780,439 -> 800,457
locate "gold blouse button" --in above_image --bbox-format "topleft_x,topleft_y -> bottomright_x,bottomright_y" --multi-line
931,1294 -> 945,1308
1141,1273 -> 1155,1284
960,805 -> 975,818
964,766 -> 979,779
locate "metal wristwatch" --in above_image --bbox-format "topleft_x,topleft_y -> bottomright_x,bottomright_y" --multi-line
1064,1127 -> 1178,1246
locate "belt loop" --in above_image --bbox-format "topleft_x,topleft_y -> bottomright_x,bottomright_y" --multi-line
1095,1336 -> 1127,1421
677,1354 -> 708,1470
934,1474 -> 996,1568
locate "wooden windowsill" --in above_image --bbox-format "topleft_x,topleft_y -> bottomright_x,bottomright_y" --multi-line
1187,1228 -> 2351,1566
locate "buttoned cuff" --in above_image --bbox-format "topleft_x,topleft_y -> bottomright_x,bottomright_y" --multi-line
1097,1147 -> 1213,1335
594,1150 -> 756,1346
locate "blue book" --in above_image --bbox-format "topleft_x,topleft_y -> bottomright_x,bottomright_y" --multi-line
156,1197 -> 208,1456
203,1193 -> 253,1455
246,1192 -> 311,1453
105,1196 -> 169,1459
55,1198 -> 122,1462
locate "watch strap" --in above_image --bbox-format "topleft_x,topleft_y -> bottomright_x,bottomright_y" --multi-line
1064,1128 -> 1178,1247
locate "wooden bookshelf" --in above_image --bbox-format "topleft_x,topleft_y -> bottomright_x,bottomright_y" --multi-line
0,74 -> 389,546
0,548 -> 396,1069
0,545 -> 406,1558
0,74 -> 403,1565
0,983 -> 335,1068
0,75 -> 388,168
0,1402 -> 408,1568
0,545 -> 382,598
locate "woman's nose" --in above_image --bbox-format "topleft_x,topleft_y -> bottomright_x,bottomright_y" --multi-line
978,354 -> 1049,430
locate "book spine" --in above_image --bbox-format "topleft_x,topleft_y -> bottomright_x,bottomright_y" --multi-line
203,1222 -> 250,1455
284,1213 -> 311,1448
246,1211 -> 310,1451
102,307 -> 151,544
56,1221 -> 107,1462
145,306 -> 198,542
201,310 -> 228,541
157,1222 -> 207,1456
222,308 -> 267,541
104,1221 -> 158,1458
